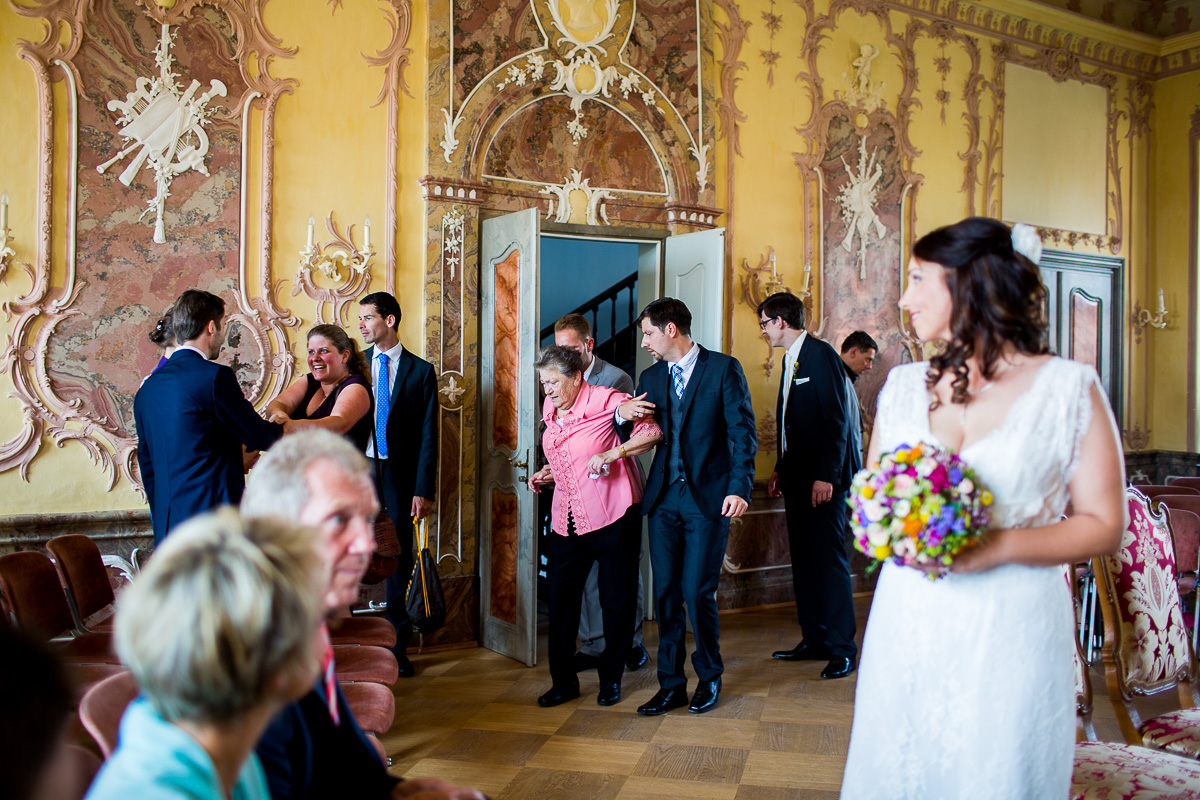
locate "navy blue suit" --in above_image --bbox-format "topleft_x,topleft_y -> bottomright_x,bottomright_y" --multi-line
631,345 -> 756,690
134,349 -> 281,544
363,346 -> 439,645
776,334 -> 857,658
256,681 -> 398,800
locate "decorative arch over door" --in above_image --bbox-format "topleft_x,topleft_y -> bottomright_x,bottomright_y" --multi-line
418,0 -> 725,646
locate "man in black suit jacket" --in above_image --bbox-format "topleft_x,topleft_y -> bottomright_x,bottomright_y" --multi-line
759,292 -> 857,679
358,292 -> 438,676
618,298 -> 757,716
134,290 -> 281,544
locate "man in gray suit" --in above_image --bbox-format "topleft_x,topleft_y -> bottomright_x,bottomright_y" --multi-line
839,330 -> 878,475
553,313 -> 649,672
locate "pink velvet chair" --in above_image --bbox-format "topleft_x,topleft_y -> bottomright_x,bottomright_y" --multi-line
1091,487 -> 1200,761
78,670 -> 139,758
1138,485 -> 1200,501
1168,477 -> 1200,493
46,535 -> 120,633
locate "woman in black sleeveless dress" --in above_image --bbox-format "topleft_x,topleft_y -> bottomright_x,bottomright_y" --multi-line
265,324 -> 372,451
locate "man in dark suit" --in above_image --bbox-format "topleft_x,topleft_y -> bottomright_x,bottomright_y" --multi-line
618,298 -> 756,716
760,292 -> 857,679
358,291 -> 438,677
552,313 -> 649,673
134,289 -> 281,545
245,430 -> 481,800
839,330 -> 878,473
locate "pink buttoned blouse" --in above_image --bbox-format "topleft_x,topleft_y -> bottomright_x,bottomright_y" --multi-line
542,382 -> 662,536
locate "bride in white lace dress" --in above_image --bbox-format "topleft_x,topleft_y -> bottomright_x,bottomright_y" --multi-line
840,218 -> 1125,800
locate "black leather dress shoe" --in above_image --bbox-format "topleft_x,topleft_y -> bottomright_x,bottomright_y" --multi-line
537,684 -> 581,707
597,682 -> 621,706
820,656 -> 857,679
689,678 -> 721,713
626,643 -> 648,671
636,687 -> 689,716
395,653 -> 415,678
772,641 -> 832,661
573,651 -> 599,672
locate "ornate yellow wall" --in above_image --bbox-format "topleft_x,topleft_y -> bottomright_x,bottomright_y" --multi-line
1,1 -> 1197,623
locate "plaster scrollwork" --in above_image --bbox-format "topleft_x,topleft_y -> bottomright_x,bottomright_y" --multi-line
97,24 -> 227,244
292,214 -> 374,327
539,170 -> 612,226
2,0 -> 299,493
441,209 -> 465,281
439,108 -> 464,163
837,136 -> 888,279
438,372 -> 466,409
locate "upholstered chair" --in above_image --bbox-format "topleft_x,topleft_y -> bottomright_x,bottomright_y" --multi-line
1067,564 -> 1200,798
1091,487 -> 1200,761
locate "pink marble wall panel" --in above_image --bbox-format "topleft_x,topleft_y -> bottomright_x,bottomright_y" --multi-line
1070,290 -> 1101,371
623,0 -> 700,136
46,3 -> 257,437
819,116 -> 908,435
438,411 -> 462,548
484,97 -> 666,192
492,249 -> 521,451
489,488 -> 518,624
453,1 -> 541,102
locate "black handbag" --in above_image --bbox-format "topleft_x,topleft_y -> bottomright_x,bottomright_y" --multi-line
405,518 -> 445,634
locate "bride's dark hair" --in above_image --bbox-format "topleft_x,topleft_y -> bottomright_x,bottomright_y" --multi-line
912,217 -> 1049,408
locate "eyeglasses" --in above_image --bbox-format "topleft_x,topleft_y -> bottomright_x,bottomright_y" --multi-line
759,317 -> 778,330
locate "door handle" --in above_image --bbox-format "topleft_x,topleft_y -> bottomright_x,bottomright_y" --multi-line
508,451 -> 528,469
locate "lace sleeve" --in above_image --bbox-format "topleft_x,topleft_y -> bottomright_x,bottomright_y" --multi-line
872,363 -> 923,457
1062,361 -> 1104,487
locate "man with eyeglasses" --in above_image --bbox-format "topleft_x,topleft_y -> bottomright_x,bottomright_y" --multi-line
758,292 -> 857,680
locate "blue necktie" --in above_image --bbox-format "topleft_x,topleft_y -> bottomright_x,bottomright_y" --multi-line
671,363 -> 684,400
376,353 -> 390,458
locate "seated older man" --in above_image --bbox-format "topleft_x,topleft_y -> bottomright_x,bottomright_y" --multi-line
242,429 -> 482,800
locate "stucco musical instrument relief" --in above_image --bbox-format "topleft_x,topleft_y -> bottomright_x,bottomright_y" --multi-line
97,24 -> 227,244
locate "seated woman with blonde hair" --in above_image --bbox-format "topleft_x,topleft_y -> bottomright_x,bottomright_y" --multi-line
86,510 -> 327,800
266,324 -> 372,451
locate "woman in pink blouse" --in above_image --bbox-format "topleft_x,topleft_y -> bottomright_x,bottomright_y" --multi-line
527,346 -> 663,708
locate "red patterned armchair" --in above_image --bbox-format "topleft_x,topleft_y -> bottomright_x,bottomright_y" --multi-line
1092,487 -> 1200,760
1068,564 -> 1200,798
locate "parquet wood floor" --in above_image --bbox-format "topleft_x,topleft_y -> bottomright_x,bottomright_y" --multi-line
377,599 -> 1173,799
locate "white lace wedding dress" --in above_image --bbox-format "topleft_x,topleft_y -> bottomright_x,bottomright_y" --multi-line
841,357 -> 1103,800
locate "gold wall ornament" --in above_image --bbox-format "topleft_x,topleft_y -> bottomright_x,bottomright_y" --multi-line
1131,289 -> 1169,337
738,248 -> 814,376
293,213 -> 374,327
96,24 -> 227,244
539,170 -> 612,225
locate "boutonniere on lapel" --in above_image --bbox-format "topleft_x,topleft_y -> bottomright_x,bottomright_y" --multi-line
791,360 -> 810,387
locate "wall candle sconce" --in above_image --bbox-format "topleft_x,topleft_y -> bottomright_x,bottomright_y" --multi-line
739,248 -> 815,376
299,213 -> 373,281
0,193 -> 14,271
1131,288 -> 1168,332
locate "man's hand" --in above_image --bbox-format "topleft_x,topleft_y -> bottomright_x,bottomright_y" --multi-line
393,777 -> 486,800
721,495 -> 749,517
242,446 -> 260,474
811,480 -> 833,507
527,465 -> 554,493
410,496 -> 432,519
618,393 -> 655,422
767,472 -> 782,498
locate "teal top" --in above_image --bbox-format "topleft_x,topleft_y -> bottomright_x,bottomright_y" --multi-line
86,697 -> 270,800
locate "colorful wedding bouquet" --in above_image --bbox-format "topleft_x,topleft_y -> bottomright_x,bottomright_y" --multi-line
848,443 -> 993,577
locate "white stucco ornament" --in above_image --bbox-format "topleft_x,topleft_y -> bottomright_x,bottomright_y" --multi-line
98,24 -> 227,243
837,136 -> 887,279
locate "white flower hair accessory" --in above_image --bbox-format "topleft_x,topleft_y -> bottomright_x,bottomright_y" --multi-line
1011,223 -> 1043,265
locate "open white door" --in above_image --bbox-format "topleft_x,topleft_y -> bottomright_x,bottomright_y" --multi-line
664,228 -> 726,351
479,208 -> 540,666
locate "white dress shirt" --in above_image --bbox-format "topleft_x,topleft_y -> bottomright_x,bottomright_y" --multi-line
780,331 -> 806,453
172,344 -> 210,360
668,341 -> 700,393
366,341 -> 404,459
